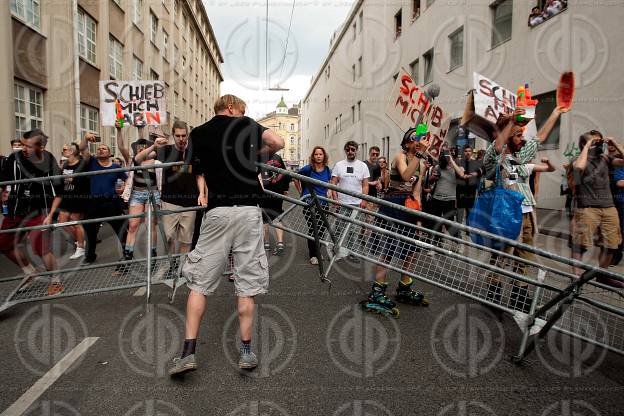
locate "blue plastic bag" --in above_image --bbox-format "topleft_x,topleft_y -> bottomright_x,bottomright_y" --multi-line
468,166 -> 524,250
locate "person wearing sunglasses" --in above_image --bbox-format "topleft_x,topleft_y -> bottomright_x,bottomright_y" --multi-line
363,128 -> 430,317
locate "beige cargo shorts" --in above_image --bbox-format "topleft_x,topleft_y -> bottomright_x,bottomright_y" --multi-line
180,206 -> 269,297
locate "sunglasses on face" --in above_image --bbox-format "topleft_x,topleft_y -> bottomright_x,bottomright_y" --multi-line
370,152 -> 379,156
346,148 -> 357,153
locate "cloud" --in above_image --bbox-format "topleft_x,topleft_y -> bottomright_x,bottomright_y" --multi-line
203,0 -> 356,118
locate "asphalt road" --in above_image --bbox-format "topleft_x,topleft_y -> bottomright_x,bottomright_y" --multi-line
1,223 -> 624,416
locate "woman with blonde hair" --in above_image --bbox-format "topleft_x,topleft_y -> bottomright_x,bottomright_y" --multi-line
295,146 -> 332,264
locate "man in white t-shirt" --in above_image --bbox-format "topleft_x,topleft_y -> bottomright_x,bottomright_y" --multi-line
330,141 -> 370,263
330,141 -> 370,208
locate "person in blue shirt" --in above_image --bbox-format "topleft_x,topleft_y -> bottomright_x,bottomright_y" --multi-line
294,146 -> 332,264
79,131 -> 128,264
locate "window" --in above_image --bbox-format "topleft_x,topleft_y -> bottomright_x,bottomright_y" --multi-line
449,26 -> 464,71
351,105 -> 355,123
358,56 -> 362,77
10,0 -> 40,29
352,64 -> 356,82
423,48 -> 434,84
174,45 -> 179,71
109,36 -> 123,79
339,114 -> 342,132
173,0 -> 178,25
491,0 -> 513,47
359,11 -> 363,31
353,22 -> 357,41
150,69 -> 159,80
174,92 -> 179,116
335,117 -> 338,134
108,128 -> 117,157
132,0 -> 142,26
14,82 -> 43,138
361,143 -> 368,160
410,59 -> 419,84
150,12 -> 158,45
290,123 -> 295,131
132,56 -> 143,80
163,30 -> 169,60
412,0 -> 421,21
357,101 -> 361,122
77,9 -> 97,65
394,9 -> 402,39
80,104 -> 99,138
535,91 -> 560,150
290,137 -> 295,145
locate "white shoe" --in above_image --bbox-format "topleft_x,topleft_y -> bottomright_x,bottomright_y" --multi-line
309,257 -> 319,265
426,250 -> 436,257
69,247 -> 85,259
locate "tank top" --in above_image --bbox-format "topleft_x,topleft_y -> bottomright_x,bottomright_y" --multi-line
389,152 -> 420,194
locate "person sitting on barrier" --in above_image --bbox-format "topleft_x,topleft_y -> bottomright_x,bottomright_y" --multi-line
58,142 -> 90,260
330,141 -> 369,263
570,132 -> 624,287
362,128 -> 430,318
483,106 -> 566,313
118,123 -> 165,267
169,94 -> 284,376
295,146 -> 332,265
261,152 -> 291,256
79,130 -> 128,265
0,129 -> 64,296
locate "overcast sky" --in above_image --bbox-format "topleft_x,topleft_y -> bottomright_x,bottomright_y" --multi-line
203,0 -> 356,119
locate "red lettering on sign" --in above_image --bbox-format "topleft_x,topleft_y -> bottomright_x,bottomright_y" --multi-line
431,107 -> 443,128
479,79 -> 493,97
400,75 -> 413,96
396,96 -> 409,115
146,112 -> 161,124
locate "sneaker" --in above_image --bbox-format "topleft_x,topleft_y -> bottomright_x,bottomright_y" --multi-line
309,257 -> 319,265
69,246 -> 85,260
426,250 -> 436,257
264,243 -> 271,251
169,354 -> 197,376
273,242 -> 284,256
47,282 -> 65,296
239,351 -> 258,370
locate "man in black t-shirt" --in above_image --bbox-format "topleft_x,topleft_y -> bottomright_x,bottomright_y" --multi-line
170,95 -> 284,376
153,120 -> 201,254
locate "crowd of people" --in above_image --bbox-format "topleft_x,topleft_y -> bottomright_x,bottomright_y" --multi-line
528,0 -> 568,27
1,92 -> 623,375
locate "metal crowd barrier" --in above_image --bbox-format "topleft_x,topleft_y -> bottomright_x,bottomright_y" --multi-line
258,164 -> 624,363
0,161 -> 198,312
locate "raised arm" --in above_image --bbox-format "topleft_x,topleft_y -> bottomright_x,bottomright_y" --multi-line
532,157 -> 556,173
447,155 -> 466,178
606,137 -> 624,168
395,153 -> 422,182
79,132 -> 95,160
259,129 -> 285,156
573,137 -> 594,172
537,107 -> 568,144
116,123 -> 131,165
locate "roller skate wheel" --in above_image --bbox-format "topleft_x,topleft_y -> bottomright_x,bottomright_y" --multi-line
391,308 -> 400,318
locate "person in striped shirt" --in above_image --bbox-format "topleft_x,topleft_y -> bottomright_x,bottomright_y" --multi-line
482,106 -> 567,313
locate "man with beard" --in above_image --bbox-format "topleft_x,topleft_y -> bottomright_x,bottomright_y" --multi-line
0,129 -> 64,295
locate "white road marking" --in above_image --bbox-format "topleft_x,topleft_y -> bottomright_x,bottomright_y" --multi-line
1,337 -> 99,416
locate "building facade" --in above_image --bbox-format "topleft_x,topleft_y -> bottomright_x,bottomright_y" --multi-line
257,97 -> 302,169
301,0 -> 624,209
1,0 -> 223,158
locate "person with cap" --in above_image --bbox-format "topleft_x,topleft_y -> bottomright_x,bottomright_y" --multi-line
362,127 -> 430,317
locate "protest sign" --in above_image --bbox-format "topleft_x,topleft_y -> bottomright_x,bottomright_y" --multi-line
99,80 -> 167,127
385,68 -> 450,158
461,72 -> 537,140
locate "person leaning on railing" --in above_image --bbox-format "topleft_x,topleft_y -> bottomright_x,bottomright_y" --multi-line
0,129 -> 64,295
